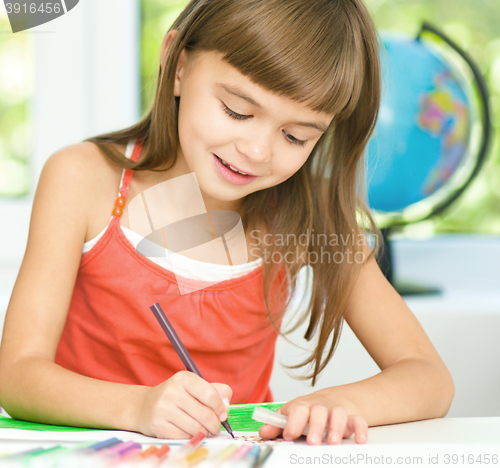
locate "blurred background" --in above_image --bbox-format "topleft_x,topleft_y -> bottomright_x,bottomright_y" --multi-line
1,0 -> 499,228
0,0 -> 499,417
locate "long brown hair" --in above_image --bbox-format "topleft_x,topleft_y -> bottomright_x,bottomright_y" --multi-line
86,0 -> 382,385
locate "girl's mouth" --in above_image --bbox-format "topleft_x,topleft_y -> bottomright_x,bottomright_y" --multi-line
215,155 -> 253,175
213,154 -> 258,186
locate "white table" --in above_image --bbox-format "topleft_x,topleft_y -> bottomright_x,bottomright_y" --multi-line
0,417 -> 499,467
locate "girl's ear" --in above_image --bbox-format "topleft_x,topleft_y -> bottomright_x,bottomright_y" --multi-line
160,29 -> 178,71
160,29 -> 185,98
173,49 -> 188,97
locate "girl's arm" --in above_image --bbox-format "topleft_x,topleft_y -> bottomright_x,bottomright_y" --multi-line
260,242 -> 454,445
0,145 -> 230,438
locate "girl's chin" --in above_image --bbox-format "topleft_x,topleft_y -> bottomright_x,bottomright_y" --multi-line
197,180 -> 248,204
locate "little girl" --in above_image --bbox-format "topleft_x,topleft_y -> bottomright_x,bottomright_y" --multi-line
0,0 -> 454,446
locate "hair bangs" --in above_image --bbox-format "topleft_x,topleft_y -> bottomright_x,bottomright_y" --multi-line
184,0 -> 366,118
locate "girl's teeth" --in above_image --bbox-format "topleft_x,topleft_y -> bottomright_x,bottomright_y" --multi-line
218,156 -> 249,175
229,164 -> 248,175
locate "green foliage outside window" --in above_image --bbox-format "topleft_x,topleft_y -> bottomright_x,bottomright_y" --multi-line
0,15 -> 32,197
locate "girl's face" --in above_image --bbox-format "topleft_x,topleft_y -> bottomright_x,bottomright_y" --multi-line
173,49 -> 334,213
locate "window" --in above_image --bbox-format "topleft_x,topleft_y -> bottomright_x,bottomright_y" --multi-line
140,0 -> 187,113
0,0 -> 140,264
0,11 -> 32,197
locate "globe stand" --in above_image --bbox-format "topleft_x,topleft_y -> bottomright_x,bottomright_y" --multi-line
377,228 -> 441,296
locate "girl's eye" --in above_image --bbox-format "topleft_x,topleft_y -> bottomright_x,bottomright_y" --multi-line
222,103 -> 250,120
283,130 -> 307,147
221,102 -> 307,147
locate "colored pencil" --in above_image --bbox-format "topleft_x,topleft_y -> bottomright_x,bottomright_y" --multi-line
85,438 -> 123,451
139,446 -> 159,458
155,444 -> 171,460
195,443 -> 238,468
218,444 -> 251,467
150,302 -> 234,438
238,446 -> 261,468
253,446 -> 273,468
173,431 -> 206,461
180,447 -> 209,467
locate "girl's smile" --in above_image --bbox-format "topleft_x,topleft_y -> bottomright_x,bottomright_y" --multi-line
172,48 -> 334,212
212,153 -> 258,185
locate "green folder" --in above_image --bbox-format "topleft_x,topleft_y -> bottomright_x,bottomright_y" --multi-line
227,402 -> 284,431
0,402 -> 284,433
0,415 -> 95,432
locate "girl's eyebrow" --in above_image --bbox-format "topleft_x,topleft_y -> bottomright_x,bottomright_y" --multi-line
215,82 -> 329,133
216,82 -> 262,108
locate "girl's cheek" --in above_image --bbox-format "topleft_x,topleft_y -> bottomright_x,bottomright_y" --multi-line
209,109 -> 238,137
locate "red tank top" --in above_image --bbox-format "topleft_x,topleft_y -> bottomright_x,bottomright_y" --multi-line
55,140 -> 288,403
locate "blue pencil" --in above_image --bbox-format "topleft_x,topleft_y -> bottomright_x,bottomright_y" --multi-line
84,437 -> 122,451
253,446 -> 273,468
241,445 -> 262,468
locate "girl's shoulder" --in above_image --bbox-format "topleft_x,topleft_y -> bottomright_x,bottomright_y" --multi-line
51,140 -> 125,173
46,141 -> 125,205
41,141 -> 127,243
45,141 -> 124,182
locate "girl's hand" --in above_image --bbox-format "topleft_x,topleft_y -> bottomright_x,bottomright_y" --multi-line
135,371 -> 232,439
259,393 -> 368,445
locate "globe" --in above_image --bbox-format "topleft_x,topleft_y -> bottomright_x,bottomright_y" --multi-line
364,22 -> 492,293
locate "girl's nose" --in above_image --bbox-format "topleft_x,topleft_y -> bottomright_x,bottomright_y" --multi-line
235,128 -> 273,164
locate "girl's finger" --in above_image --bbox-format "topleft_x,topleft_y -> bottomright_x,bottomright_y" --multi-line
175,392 -> 225,436
211,382 -> 233,410
175,373 -> 227,422
344,415 -> 368,444
259,405 -> 286,439
326,406 -> 348,445
282,404 -> 310,441
306,405 -> 328,445
154,421 -> 193,440
259,423 -> 283,439
154,405 -> 209,439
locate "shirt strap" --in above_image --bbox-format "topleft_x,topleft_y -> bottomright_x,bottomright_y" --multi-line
118,139 -> 144,199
